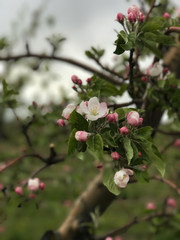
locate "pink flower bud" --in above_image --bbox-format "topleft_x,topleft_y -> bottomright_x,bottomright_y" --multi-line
138,151 -> 142,158
163,67 -> 169,74
163,12 -> 170,19
138,117 -> 143,126
97,163 -> 103,172
138,12 -> 144,22
174,139 -> 180,147
71,75 -> 78,83
116,12 -> 124,22
15,186 -> 23,195
57,118 -> 66,127
86,78 -> 92,84
127,111 -> 140,126
29,193 -> 35,199
128,5 -> 140,17
120,126 -> 129,135
72,85 -> 77,91
32,101 -> 38,108
0,184 -> 3,190
39,182 -> 45,190
107,113 -> 118,123
115,237 -> 123,240
77,79 -> 82,85
128,12 -> 137,22
167,198 -> 177,208
141,76 -> 148,82
105,237 -> 113,240
146,202 -> 156,210
75,131 -> 89,142
141,165 -> 147,171
111,152 -> 120,160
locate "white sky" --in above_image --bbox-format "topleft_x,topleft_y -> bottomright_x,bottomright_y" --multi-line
0,0 -> 179,106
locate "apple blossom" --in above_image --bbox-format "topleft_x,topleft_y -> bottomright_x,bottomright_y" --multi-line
75,131 -> 89,142
77,79 -> 82,85
141,76 -> 148,82
174,139 -> 180,147
163,12 -> 170,19
29,193 -> 35,199
127,111 -> 140,126
120,126 -> 129,135
148,63 -> 163,77
114,168 -> 134,188
128,12 -> 137,23
167,197 -> 177,208
163,67 -> 169,74
71,75 -> 78,83
138,12 -> 144,22
39,182 -> 45,190
138,117 -> 143,126
116,12 -> 124,22
79,97 -> 108,121
146,202 -> 156,210
86,78 -> 92,84
138,151 -> 142,158
28,178 -> 40,191
15,186 -> 23,195
62,104 -> 76,120
111,152 -> 120,160
107,113 -> 118,123
57,119 -> 66,127
105,237 -> 113,240
141,165 -> 147,171
127,5 -> 140,17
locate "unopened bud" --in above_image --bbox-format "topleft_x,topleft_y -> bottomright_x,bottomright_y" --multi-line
15,186 -> 23,195
120,126 -> 129,135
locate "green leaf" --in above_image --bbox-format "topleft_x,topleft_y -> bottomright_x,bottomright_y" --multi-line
85,50 -> 95,59
136,139 -> 165,176
114,34 -> 125,55
134,170 -> 149,183
103,167 -> 121,196
86,134 -> 103,153
120,32 -> 136,50
68,128 -> 78,156
123,138 -> 134,165
144,32 -> 176,46
137,126 -> 153,139
69,110 -> 88,131
141,21 -> 162,32
142,39 -> 163,58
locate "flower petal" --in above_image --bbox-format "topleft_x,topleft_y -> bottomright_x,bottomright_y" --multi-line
79,101 -> 89,114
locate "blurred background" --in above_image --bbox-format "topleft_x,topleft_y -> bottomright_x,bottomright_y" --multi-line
0,0 -> 180,239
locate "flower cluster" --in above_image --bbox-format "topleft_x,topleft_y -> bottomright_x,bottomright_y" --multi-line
116,4 -> 144,24
14,178 -> 45,199
59,97 -> 145,190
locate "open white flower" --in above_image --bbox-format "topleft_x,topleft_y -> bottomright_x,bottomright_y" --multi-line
148,63 -> 163,77
28,178 -> 40,191
79,97 -> 108,121
62,104 -> 76,120
114,168 -> 134,188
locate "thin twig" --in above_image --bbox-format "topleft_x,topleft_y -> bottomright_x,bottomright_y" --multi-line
145,0 -> 156,21
128,49 -> 135,98
95,212 -> 173,240
108,99 -> 143,109
160,140 -> 175,154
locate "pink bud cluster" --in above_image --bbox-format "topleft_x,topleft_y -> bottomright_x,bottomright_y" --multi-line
116,5 -> 144,25
14,178 -> 45,198
71,75 -> 82,86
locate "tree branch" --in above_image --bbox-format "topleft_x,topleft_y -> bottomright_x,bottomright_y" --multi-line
95,212 -> 173,240
0,53 -> 123,86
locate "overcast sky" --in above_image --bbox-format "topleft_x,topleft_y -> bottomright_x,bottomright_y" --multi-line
0,0 -> 179,105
